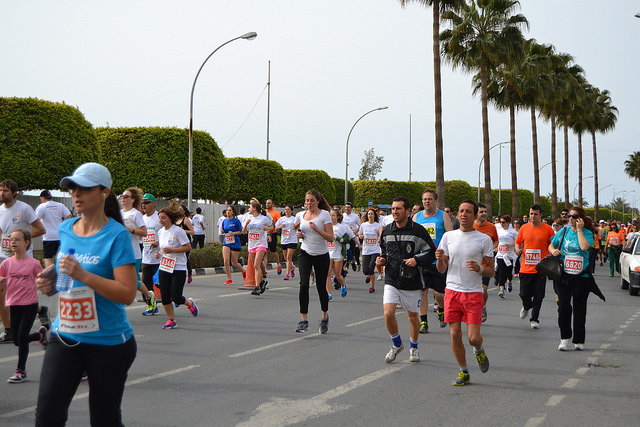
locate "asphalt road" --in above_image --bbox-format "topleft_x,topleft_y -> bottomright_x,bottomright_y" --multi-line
1,263 -> 639,427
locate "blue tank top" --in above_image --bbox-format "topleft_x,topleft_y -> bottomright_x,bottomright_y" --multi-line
415,209 -> 446,247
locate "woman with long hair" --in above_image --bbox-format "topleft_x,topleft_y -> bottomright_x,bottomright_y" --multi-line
35,163 -> 138,425
295,190 -> 334,334
326,208 -> 359,300
359,208 -> 384,293
242,199 -> 273,296
606,223 -> 625,277
274,205 -> 298,280
177,204 -> 195,283
220,206 -> 245,285
496,215 -> 518,297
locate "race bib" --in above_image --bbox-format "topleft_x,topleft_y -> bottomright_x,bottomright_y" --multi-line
1,233 -> 11,258
160,253 -> 177,273
142,229 -> 157,248
327,241 -> 335,250
364,235 -> 377,247
564,254 -> 584,275
282,229 -> 290,239
225,234 -> 236,244
249,232 -> 260,243
423,223 -> 436,239
498,244 -> 509,253
524,249 -> 541,266
58,287 -> 99,334
610,237 -> 619,246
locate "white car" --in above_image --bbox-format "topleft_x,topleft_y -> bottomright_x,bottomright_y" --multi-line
620,233 -> 640,295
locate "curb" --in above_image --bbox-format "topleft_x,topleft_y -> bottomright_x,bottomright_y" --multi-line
192,262 -> 297,277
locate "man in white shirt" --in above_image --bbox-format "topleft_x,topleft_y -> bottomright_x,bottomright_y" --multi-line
342,202 -> 361,271
217,210 -> 227,244
192,207 -> 205,249
35,190 -> 72,268
141,193 -> 161,315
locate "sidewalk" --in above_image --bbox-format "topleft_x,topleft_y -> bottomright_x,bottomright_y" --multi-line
193,262 -> 295,277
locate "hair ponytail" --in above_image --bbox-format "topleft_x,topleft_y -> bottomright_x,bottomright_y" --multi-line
104,190 -> 123,224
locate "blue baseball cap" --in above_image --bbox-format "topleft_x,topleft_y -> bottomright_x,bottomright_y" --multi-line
59,163 -> 113,189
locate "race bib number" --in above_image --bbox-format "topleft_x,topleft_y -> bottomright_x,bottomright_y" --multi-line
524,249 -> 541,266
282,229 -> 290,239
1,234 -> 11,257
564,254 -> 584,275
249,232 -> 260,243
58,287 -> 99,334
225,234 -> 236,244
142,229 -> 157,248
498,244 -> 509,253
160,253 -> 177,273
364,235 -> 377,247
610,237 -> 619,246
327,241 -> 335,250
423,223 -> 436,239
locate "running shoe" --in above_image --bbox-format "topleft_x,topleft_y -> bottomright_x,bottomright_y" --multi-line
277,264 -> 282,275
369,287 -> 375,293
419,321 -> 429,334
507,282 -> 513,292
520,306 -> 529,319
530,320 -> 540,329
290,268 -> 295,278
409,347 -> 420,362
162,319 -> 177,329
574,343 -> 584,351
251,286 -> 261,295
259,279 -> 268,294
438,309 -> 446,328
224,279 -> 233,285
7,369 -> 26,384
328,294 -> 332,301
351,261 -> 357,272
147,294 -> 157,312
37,326 -> 48,349
481,306 -> 487,323
242,269 -> 247,280
365,276 -> 371,284
498,290 -> 504,299
295,320 -> 309,333
341,284 -> 347,297
142,307 -> 159,316
38,305 -> 51,330
333,276 -> 340,290
238,257 -> 244,266
475,348 -> 489,373
284,273 -> 290,281
187,273 -> 193,284
558,339 -> 572,351
0,329 -> 13,344
357,264 -> 361,272
433,303 -> 438,313
188,298 -> 198,317
319,318 -> 329,334
385,344 -> 404,363
452,370 -> 470,386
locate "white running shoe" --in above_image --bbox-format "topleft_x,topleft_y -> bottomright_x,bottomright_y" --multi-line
520,306 -> 529,320
558,339 -> 572,351
409,347 -> 420,362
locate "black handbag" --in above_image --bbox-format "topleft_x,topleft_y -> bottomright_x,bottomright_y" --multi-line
535,228 -> 566,281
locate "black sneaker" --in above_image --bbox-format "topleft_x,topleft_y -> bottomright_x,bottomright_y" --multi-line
0,329 -> 12,344
351,261 -> 357,272
319,318 -> 329,334
38,306 -> 51,330
295,320 -> 309,333
251,286 -> 261,296
37,326 -> 48,349
259,279 -> 267,294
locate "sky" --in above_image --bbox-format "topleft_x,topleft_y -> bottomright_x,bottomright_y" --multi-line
2,1 -> 639,210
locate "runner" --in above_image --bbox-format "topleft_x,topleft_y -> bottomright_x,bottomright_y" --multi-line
359,208 -> 384,293
242,199 -> 273,296
343,202 -> 362,272
177,205 -> 195,283
216,210 -> 227,244
326,208 -> 360,300
274,205 -> 298,280
598,220 -> 609,266
472,203 -> 498,323
141,193 -> 161,315
606,223 -> 624,277
444,205 -> 460,230
264,199 -> 282,274
378,196 -> 436,363
35,190 -> 72,268
496,215 -> 518,298
220,206 -> 244,285
436,199 -> 493,386
192,207 -> 205,249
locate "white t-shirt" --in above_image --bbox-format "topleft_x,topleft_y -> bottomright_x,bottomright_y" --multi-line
359,221 -> 383,256
439,229 -> 494,293
380,215 -> 394,226
299,210 -> 332,256
245,214 -> 273,250
0,200 -> 38,258
158,224 -> 191,271
142,211 -> 161,265
35,200 -> 71,241
192,214 -> 205,235
496,227 -> 518,260
276,215 -> 299,245
121,208 -> 145,260
342,212 -> 361,234
217,216 -> 225,236
329,222 -> 355,260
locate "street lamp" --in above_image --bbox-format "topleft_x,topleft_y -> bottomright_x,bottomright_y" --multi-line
477,141 -> 509,204
572,176 -> 593,205
188,32 -> 257,210
344,106 -> 388,204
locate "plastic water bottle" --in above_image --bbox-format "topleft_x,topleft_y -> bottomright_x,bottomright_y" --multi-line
55,248 -> 76,292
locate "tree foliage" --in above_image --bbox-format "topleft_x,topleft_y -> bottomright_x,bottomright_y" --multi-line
225,157 -> 285,204
624,152 -> 640,183
97,127 -> 228,199
0,97 -> 99,189
358,148 -> 384,180
283,169 -> 335,207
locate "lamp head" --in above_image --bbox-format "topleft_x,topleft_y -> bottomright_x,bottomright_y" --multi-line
379,106 -> 389,110
241,32 -> 258,40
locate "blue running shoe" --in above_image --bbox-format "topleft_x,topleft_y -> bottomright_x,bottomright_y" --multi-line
341,284 -> 347,297
162,319 -> 177,329
328,294 -> 333,301
188,298 -> 198,317
142,307 -> 159,316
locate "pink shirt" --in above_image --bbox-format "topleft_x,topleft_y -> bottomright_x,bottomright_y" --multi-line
0,256 -> 42,306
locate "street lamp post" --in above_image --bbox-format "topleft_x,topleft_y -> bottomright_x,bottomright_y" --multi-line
188,32 -> 257,210
344,106 -> 388,204
477,141 -> 509,204
572,176 -> 593,205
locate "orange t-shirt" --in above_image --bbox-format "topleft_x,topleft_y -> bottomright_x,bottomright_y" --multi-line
515,222 -> 555,275
607,231 -> 624,248
473,221 -> 498,266
266,209 -> 281,234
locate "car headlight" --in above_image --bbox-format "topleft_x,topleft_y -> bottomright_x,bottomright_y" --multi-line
634,267 -> 640,273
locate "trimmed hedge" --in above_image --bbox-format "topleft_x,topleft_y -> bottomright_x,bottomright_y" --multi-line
0,97 -> 99,189
330,177 -> 355,205
225,157 -> 286,204
283,169 -> 335,207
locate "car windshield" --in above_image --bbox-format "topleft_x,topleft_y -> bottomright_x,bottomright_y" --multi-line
635,238 -> 640,256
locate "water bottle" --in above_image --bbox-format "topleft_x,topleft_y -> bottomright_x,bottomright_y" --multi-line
55,248 -> 76,292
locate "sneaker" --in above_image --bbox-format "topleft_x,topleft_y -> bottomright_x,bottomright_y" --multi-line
599,262 -> 603,267
162,319 -> 177,329
452,370 -> 470,386
319,318 -> 329,334
385,344 -> 404,363
259,279 -> 267,294
333,276 -> 340,290
277,264 -> 282,275
284,273 -> 290,280
498,290 -> 504,299
530,320 -> 540,329
574,343 -> 584,351
433,303 -> 438,313
520,306 -> 529,320
290,268 -> 295,278
475,348 -> 490,373
409,347 -> 420,362
351,261 -> 357,272
558,339 -> 572,351
188,298 -> 198,317
7,369 -> 26,384
481,306 -> 487,323
147,294 -> 157,312
0,329 -> 13,344
365,276 -> 371,284
341,284 -> 347,297
369,287 -> 375,293
295,320 -> 309,333
419,321 -> 429,334
438,309 -> 446,328
242,269 -> 247,280
224,279 -> 233,285
142,306 -> 159,316
357,264 -> 361,272
251,286 -> 261,295
37,326 -> 48,348
328,294 -> 332,301
507,282 -> 513,292
238,257 -> 244,266
187,273 -> 193,284
38,306 -> 51,329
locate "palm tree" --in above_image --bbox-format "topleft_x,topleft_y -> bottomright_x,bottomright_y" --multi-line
624,152 -> 640,183
400,0 -> 464,209
440,0 -> 528,218
566,82 -> 590,207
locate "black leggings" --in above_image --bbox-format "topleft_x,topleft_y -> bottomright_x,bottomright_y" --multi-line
352,243 -> 361,265
36,335 -> 137,427
141,263 -> 160,292
10,303 -> 39,371
496,258 -> 513,287
158,270 -> 187,305
298,250 -> 330,314
555,276 -> 590,344
362,254 -> 379,276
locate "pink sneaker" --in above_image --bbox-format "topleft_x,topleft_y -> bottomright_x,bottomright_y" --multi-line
290,268 -> 295,278
187,273 -> 193,283
284,273 -> 290,281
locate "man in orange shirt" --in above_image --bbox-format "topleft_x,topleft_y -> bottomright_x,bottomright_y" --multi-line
264,199 -> 283,274
473,203 -> 498,323
515,204 -> 555,329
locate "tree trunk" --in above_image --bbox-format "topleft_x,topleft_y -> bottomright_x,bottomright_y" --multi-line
433,1 -> 445,210
592,131 -> 599,221
551,108 -> 558,219
578,133 -> 583,206
510,105 -> 518,220
531,107 -> 540,205
563,119 -> 570,209
481,62 -> 492,217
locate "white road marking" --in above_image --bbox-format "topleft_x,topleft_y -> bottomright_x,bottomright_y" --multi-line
614,330 -> 623,335
562,378 -> 580,388
0,350 -> 45,364
591,350 -> 604,356
619,324 -> 628,329
546,395 -> 565,406
229,334 -> 320,358
524,414 -> 547,426
345,315 -> 384,328
219,287 -> 291,298
575,367 -> 589,375
587,357 -> 599,365
600,343 -> 611,349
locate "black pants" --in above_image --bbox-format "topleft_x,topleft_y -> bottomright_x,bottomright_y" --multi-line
141,263 -> 160,292
10,303 -> 39,371
352,243 -> 361,265
158,270 -> 187,305
519,273 -> 547,322
555,276 -> 590,344
496,258 -> 513,287
193,234 -> 205,249
36,335 -> 137,427
298,250 -> 330,314
362,254 -> 379,276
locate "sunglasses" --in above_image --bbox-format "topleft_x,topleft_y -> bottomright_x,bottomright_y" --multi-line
120,194 -> 131,199
142,200 -> 153,205
569,214 -> 580,219
561,213 -> 569,216
500,221 -> 507,224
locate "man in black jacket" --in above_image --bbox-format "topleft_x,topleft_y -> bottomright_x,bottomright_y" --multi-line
377,196 -> 436,364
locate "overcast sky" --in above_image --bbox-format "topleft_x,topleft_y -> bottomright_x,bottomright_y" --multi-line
2,1 -> 639,209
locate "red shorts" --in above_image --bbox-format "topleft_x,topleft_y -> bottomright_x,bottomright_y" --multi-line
444,289 -> 484,325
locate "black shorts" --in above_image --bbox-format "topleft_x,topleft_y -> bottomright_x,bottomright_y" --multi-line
224,246 -> 241,252
281,243 -> 297,251
422,263 -> 446,294
267,234 -> 278,252
42,241 -> 60,259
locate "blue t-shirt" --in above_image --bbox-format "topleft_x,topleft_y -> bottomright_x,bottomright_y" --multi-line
53,217 -> 136,345
415,209 -> 446,265
551,227 -> 594,277
221,217 -> 243,249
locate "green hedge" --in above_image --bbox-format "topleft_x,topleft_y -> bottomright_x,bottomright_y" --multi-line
225,157 -> 286,204
330,177 -> 355,205
352,180 -> 425,207
0,97 -> 99,189
283,169 -> 335,207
